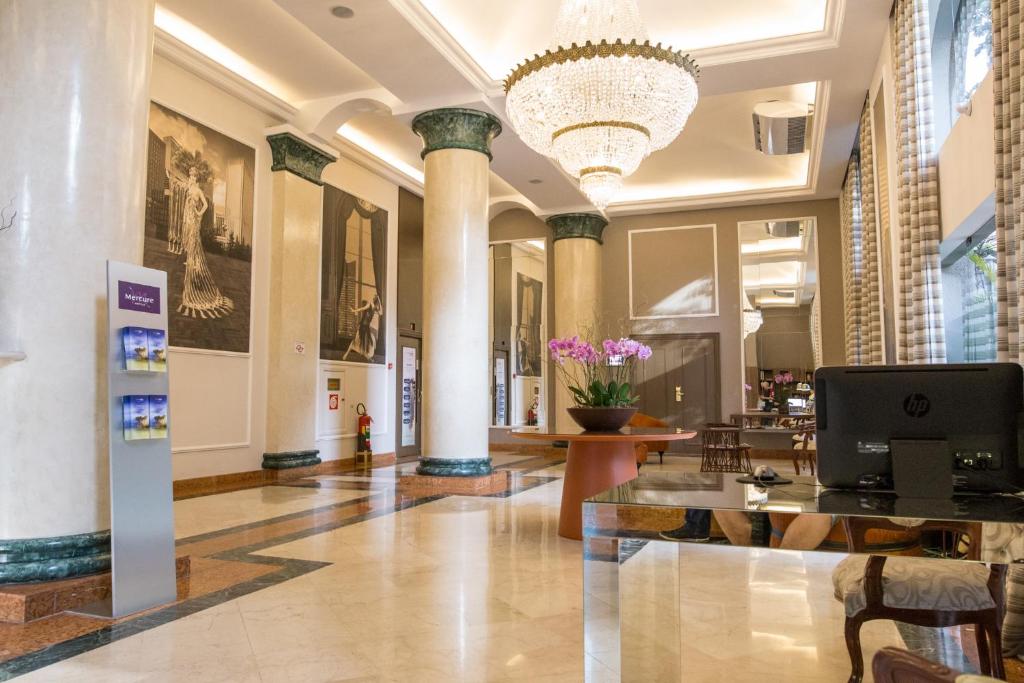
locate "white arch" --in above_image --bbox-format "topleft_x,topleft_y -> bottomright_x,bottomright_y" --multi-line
489,195 -> 542,222
293,89 -> 400,141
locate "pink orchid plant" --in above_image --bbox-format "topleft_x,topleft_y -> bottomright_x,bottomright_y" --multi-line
548,335 -> 653,407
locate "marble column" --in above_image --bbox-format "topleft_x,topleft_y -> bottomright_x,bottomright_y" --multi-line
0,0 -> 155,581
262,128 -> 337,470
411,108 -> 502,476
548,213 -> 608,432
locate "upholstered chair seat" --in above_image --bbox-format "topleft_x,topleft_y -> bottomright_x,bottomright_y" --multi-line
833,555 -> 995,617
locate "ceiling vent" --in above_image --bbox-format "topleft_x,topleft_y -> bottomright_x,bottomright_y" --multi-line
766,220 -> 802,238
771,289 -> 797,299
753,100 -> 813,155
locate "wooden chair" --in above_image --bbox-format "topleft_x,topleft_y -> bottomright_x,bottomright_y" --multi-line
628,412 -> 670,466
699,424 -> 752,474
833,518 -> 1007,682
791,421 -> 817,476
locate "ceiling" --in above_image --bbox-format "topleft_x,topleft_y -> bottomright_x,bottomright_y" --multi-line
154,0 -> 893,216
740,218 -> 818,308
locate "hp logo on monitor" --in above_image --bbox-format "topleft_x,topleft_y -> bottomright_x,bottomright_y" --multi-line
903,393 -> 931,418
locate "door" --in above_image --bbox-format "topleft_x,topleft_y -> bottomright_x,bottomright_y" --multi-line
396,335 -> 421,457
633,334 -> 721,452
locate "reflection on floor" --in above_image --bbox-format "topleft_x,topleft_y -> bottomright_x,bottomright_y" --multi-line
0,452 -> 1009,681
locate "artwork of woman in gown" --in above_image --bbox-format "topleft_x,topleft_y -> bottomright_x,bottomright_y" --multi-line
344,293 -> 382,361
169,164 -> 234,319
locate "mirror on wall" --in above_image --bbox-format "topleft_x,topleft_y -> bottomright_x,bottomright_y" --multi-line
489,240 -> 546,429
738,217 -> 820,412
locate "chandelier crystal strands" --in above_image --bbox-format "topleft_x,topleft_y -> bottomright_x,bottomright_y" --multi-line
504,0 -> 699,210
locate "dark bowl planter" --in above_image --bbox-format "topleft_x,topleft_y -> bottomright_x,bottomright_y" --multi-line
567,406 -> 638,432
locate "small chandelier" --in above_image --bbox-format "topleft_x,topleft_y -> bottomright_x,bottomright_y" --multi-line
743,292 -> 763,338
504,0 -> 699,209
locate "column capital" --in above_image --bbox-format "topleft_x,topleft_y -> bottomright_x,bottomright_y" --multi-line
266,127 -> 337,185
411,108 -> 502,161
546,213 -> 608,244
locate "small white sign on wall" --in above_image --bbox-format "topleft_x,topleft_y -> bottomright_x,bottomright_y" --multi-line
494,357 -> 507,426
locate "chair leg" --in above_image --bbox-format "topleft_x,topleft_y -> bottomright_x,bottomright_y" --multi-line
792,452 -> 800,475
844,616 -> 865,683
659,451 -> 664,465
987,615 -> 1005,680
975,622 -> 992,676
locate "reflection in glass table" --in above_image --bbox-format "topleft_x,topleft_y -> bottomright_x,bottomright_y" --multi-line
583,471 -> 1024,682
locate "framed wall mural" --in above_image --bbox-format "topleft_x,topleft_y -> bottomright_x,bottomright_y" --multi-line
143,102 -> 255,353
515,273 -> 543,377
321,184 -> 388,364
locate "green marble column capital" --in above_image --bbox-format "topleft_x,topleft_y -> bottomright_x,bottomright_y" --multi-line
411,108 -> 502,161
546,213 -> 608,244
266,132 -> 337,186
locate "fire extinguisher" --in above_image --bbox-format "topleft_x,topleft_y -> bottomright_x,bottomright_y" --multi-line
356,402 -> 373,458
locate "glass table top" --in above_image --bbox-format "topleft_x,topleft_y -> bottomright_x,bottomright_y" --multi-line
586,471 -> 1024,524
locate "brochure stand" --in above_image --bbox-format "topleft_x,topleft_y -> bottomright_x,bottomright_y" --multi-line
77,261 -> 176,617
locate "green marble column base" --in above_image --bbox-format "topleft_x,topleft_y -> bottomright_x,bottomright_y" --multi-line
411,108 -> 502,160
415,457 -> 493,477
266,132 -> 336,185
547,213 -> 609,244
262,450 -> 322,470
0,531 -> 111,583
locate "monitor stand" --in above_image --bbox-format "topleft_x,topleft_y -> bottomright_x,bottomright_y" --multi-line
890,439 -> 954,500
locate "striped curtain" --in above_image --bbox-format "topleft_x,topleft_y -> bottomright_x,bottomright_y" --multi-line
810,291 -> 824,368
839,103 -> 884,366
890,0 -> 947,363
841,154 -> 867,364
994,0 -> 1024,362
992,0 -> 1024,655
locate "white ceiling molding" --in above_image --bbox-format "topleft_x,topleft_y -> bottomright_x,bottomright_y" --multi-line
488,195 -> 544,221
155,27 -> 425,195
603,80 -> 830,216
692,0 -> 845,67
153,28 -> 297,121
394,0 -> 844,93
330,133 -> 425,195
293,90 -> 401,141
387,0 -> 500,96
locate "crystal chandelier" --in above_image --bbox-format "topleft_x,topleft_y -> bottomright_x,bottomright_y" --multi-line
504,0 -> 699,209
743,292 -> 763,338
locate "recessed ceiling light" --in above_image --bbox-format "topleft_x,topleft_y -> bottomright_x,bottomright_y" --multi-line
528,178 -> 543,184
330,6 -> 355,19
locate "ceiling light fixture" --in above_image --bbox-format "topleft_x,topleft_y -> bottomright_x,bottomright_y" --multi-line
503,0 -> 699,210
330,5 -> 355,19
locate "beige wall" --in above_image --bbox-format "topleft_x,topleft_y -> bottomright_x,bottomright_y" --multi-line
152,53 -> 401,480
603,198 -> 845,420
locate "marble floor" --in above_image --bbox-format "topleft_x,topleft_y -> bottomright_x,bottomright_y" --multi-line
0,452 -> 1000,682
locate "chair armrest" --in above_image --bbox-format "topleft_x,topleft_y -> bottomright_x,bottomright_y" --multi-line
863,555 -> 887,609
872,647 -> 962,682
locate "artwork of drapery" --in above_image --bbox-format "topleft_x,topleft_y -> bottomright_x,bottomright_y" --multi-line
515,273 -> 543,377
321,184 -> 387,364
143,102 -> 255,353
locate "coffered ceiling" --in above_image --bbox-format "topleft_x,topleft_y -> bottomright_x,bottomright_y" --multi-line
154,0 -> 893,216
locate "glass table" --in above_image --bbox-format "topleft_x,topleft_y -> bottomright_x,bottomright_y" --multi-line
583,470 -> 1024,681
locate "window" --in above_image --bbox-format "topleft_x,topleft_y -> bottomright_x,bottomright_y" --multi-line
941,224 -> 997,362
948,0 -> 991,119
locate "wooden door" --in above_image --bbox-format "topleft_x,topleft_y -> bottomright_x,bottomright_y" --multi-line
633,334 -> 721,452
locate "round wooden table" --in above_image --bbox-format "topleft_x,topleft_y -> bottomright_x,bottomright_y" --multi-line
513,427 -> 697,540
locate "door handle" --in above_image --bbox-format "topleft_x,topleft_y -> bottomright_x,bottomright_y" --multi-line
675,386 -> 683,402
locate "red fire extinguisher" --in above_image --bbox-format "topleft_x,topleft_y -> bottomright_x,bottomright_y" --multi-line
356,402 -> 373,464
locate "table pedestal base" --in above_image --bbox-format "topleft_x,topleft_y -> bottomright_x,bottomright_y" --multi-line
559,441 -> 637,540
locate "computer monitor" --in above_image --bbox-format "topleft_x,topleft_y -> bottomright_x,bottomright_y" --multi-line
815,363 -> 1024,495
